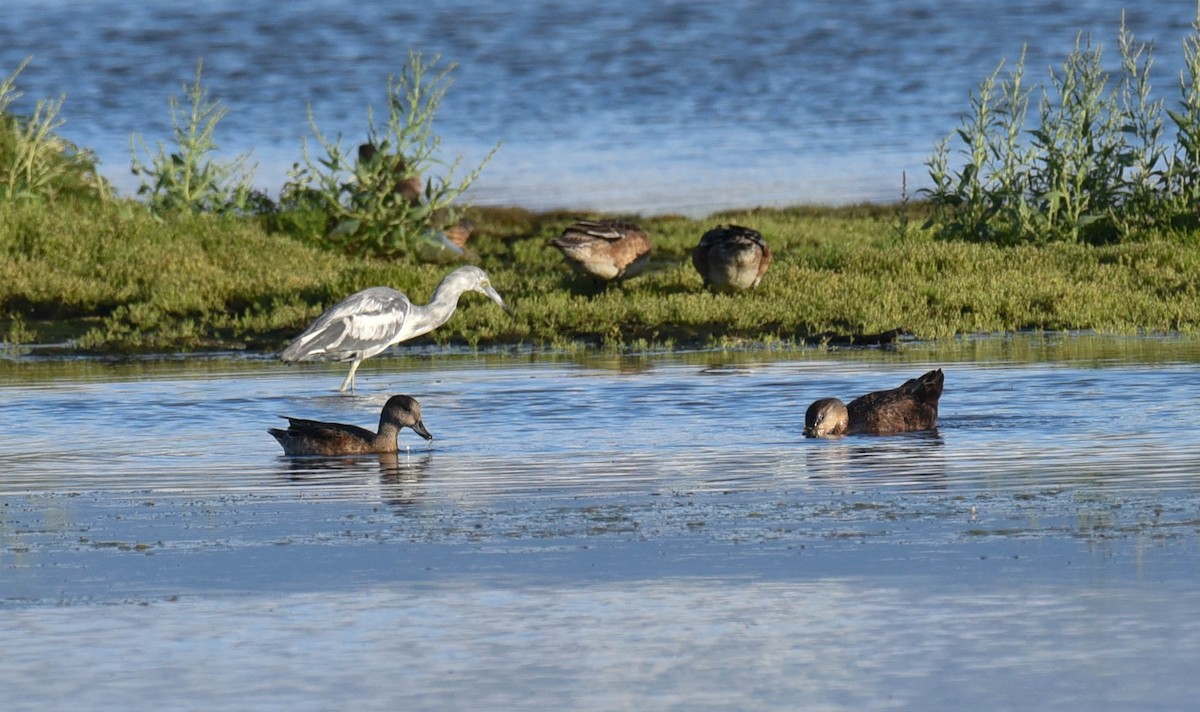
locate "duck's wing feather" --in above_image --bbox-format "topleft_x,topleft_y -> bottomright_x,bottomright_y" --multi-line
283,417 -> 376,441
846,369 -> 944,433
281,287 -> 414,362
697,224 -> 766,249
554,220 -> 645,245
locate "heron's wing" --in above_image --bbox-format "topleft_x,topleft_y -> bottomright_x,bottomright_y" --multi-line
281,287 -> 413,362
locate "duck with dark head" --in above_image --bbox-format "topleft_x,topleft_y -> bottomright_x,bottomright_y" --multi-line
804,369 -> 944,438
269,394 -> 434,456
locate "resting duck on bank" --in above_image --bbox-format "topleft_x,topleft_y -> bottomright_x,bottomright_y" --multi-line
269,394 -> 434,456
549,220 -> 652,283
803,369 -> 944,438
691,224 -> 772,292
357,143 -> 423,206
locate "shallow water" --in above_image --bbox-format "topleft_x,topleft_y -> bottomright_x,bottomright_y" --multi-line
1,1 -> 1196,213
3,336 -> 1200,710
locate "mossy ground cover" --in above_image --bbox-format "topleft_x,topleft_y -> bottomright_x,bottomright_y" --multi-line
3,199 -> 1199,355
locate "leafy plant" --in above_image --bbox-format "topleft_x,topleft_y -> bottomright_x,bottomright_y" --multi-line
923,13 -> 1200,245
130,60 -> 258,215
1,56 -> 109,202
1166,10 -> 1200,222
286,50 -> 500,258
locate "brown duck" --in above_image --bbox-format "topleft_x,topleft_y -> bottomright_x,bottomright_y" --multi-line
269,394 -> 433,456
549,220 -> 652,283
804,369 -> 944,438
692,224 -> 772,292
357,143 -> 423,206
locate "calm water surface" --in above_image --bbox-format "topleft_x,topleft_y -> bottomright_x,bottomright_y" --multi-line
3,336 -> 1200,710
2,1 -> 1198,213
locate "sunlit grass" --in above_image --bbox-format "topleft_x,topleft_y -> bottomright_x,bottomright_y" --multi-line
3,199 -> 1199,354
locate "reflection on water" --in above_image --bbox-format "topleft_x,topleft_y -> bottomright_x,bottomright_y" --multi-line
804,431 -> 948,486
279,451 -> 434,510
2,337 -> 1200,710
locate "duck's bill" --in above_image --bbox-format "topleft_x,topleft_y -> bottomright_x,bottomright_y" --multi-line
411,419 -> 434,440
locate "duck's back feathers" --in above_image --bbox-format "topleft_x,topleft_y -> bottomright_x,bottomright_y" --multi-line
550,220 -> 652,281
846,368 -> 943,434
269,420 -> 379,456
692,224 -> 772,291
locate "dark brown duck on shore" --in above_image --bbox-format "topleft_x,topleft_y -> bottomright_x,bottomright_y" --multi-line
803,369 -> 944,438
692,224 -> 772,292
357,143 -> 423,206
269,394 -> 433,456
549,220 -> 651,283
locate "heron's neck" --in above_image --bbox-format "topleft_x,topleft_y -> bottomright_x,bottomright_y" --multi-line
405,278 -> 470,339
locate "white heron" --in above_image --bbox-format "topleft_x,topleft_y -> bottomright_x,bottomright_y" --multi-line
281,266 -> 512,392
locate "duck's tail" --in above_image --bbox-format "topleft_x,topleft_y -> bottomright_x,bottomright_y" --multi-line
910,368 -> 945,404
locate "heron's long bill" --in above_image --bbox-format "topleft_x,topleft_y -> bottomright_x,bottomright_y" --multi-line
485,285 -> 515,315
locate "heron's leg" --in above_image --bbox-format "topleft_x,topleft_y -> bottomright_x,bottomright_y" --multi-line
339,359 -> 362,392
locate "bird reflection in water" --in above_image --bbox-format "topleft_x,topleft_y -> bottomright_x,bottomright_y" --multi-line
803,430 -> 948,489
278,451 -> 434,510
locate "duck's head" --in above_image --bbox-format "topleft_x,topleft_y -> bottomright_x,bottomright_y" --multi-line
804,398 -> 848,438
382,394 -> 434,441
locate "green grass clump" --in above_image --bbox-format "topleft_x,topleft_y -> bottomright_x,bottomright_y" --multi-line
285,50 -> 499,258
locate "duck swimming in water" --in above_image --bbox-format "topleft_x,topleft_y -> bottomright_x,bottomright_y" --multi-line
804,369 -> 944,438
549,220 -> 652,283
269,394 -> 433,456
691,224 -> 772,292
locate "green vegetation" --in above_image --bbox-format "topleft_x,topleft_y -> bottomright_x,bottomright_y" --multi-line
130,60 -> 259,215
923,15 -> 1200,245
286,51 -> 500,257
5,22 -> 1200,356
2,200 -> 1199,353
0,57 -> 109,203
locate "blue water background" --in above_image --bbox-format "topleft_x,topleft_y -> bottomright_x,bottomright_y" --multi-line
2,0 -> 1198,214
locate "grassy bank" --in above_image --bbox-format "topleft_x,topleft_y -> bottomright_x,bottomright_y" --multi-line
2,199 -> 1199,355
6,19 -> 1200,357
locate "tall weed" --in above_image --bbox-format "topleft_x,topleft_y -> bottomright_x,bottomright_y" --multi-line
130,60 -> 258,215
923,13 -> 1200,245
0,57 -> 109,202
286,50 -> 499,258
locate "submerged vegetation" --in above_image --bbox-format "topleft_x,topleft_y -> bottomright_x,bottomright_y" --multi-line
4,17 -> 1200,355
